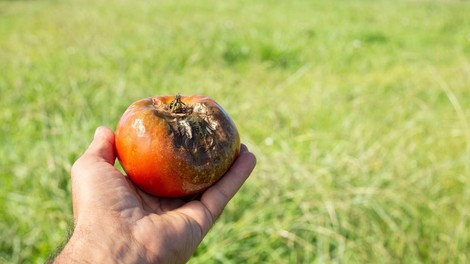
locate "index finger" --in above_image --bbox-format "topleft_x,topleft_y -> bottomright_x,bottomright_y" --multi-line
200,144 -> 256,222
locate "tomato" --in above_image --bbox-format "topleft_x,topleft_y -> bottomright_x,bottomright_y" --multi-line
115,95 -> 240,197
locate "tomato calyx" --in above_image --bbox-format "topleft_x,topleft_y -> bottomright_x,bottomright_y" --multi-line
152,95 -> 224,167
167,94 -> 190,114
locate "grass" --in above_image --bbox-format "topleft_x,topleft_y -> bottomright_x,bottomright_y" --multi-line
1,0 -> 470,262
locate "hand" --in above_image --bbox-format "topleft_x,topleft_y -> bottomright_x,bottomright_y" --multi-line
53,126 -> 256,263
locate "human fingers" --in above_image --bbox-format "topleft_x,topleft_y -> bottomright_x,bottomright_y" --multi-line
70,126 -> 121,219
195,144 -> 256,231
82,126 -> 116,165
202,144 -> 256,218
71,126 -> 117,194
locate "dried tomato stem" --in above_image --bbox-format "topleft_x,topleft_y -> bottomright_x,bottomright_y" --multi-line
168,94 -> 189,114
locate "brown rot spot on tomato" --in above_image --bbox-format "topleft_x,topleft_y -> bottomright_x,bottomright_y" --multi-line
152,96 -> 232,168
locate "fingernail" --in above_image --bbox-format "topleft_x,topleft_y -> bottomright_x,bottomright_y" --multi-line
94,127 -> 103,139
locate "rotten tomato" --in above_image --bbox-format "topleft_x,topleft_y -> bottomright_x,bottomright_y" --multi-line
115,95 -> 240,197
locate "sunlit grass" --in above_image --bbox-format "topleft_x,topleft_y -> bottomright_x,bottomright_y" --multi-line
1,0 -> 470,263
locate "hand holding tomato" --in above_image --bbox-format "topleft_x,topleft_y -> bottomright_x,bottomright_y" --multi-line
54,126 -> 256,263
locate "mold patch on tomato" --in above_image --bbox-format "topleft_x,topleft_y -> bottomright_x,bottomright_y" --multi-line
131,118 -> 146,137
152,96 -> 232,169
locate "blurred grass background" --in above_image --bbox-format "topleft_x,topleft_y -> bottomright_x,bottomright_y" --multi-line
1,0 -> 470,263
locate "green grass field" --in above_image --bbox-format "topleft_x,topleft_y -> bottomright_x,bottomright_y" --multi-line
1,0 -> 470,262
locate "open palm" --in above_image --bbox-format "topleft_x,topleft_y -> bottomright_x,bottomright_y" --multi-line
55,126 -> 256,263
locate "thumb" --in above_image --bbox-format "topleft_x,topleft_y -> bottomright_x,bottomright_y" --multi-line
70,126 -> 119,220
83,126 -> 116,165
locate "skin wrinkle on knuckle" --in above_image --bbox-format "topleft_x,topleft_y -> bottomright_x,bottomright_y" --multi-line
183,214 -> 204,244
202,205 -> 215,233
204,187 -> 229,223
213,186 -> 231,205
193,217 -> 205,240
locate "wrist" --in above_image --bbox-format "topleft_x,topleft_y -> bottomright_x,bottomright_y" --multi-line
53,222 -> 144,263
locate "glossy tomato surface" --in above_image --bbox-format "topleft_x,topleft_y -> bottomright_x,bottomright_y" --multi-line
115,95 -> 240,197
